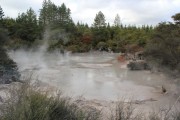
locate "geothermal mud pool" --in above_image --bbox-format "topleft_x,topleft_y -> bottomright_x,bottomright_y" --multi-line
8,50 -> 180,113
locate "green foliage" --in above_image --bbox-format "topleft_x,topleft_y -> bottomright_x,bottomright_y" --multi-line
1,1 -> 154,53
92,27 -> 110,48
0,48 -> 20,84
172,13 -> 180,24
0,27 -> 7,46
66,45 -> 79,53
78,43 -> 91,52
47,40 -> 64,52
145,21 -> 180,71
96,41 -> 108,51
114,14 -> 121,27
92,11 -> 106,28
38,0 -> 76,50
0,80 -> 100,120
0,5 -> 4,22
0,27 -> 20,84
15,8 -> 39,42
6,38 -> 35,50
1,80 -> 179,120
106,40 -> 120,52
39,0 -> 74,30
2,17 -> 16,37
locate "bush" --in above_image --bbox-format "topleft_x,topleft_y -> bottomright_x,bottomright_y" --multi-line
106,40 -> 119,52
6,38 -> 39,50
127,60 -> 150,70
110,99 -> 180,120
96,42 -> 108,51
0,79 -> 179,120
47,40 -> 65,53
0,28 -> 20,84
0,80 -> 100,120
78,43 -> 91,53
66,45 -> 79,53
145,22 -> 180,72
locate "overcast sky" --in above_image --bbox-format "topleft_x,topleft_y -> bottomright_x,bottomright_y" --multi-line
1,0 -> 180,26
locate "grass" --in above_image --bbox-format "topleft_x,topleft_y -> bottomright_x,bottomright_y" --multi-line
109,100 -> 143,120
0,78 -> 179,120
0,79 -> 100,120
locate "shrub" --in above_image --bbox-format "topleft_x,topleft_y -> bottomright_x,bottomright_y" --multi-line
0,80 -> 100,120
96,42 -> 108,51
145,22 -> 180,72
110,100 -> 143,120
78,43 -> 91,53
106,40 -> 120,52
66,45 -> 79,53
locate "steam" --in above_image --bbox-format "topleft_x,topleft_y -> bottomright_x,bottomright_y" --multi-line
35,26 -> 71,57
39,27 -> 50,52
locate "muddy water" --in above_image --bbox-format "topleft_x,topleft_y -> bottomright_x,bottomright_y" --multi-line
8,50 -> 179,105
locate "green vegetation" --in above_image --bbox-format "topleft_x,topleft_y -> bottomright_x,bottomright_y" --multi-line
0,0 -> 153,53
0,0 -> 179,72
0,2 -> 180,119
0,80 -> 179,120
0,80 -> 100,120
145,14 -> 180,72
0,0 -> 179,76
0,7 -> 20,84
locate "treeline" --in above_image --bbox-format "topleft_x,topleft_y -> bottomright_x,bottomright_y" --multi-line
0,0 -> 153,52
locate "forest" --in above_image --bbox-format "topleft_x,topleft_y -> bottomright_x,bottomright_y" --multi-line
1,1 -> 154,52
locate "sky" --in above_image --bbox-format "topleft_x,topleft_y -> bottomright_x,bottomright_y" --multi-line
1,0 -> 180,26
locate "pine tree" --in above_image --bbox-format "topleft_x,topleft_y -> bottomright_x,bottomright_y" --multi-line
114,14 -> 121,27
93,11 -> 106,28
172,13 -> 180,25
39,1 -> 73,28
16,8 -> 38,42
0,6 -> 4,26
0,6 -> 4,20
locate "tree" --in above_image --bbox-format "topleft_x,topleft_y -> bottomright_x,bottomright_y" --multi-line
16,8 -> 39,42
114,14 -> 121,27
0,6 -> 4,26
39,1 -> 74,29
92,11 -> 106,28
0,6 -> 5,44
39,0 -> 59,26
0,6 -> 4,20
1,17 -> 16,37
91,11 -> 110,48
56,3 -> 74,30
0,13 -> 20,83
145,18 -> 180,71
172,13 -> 180,25
39,0 -> 48,26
